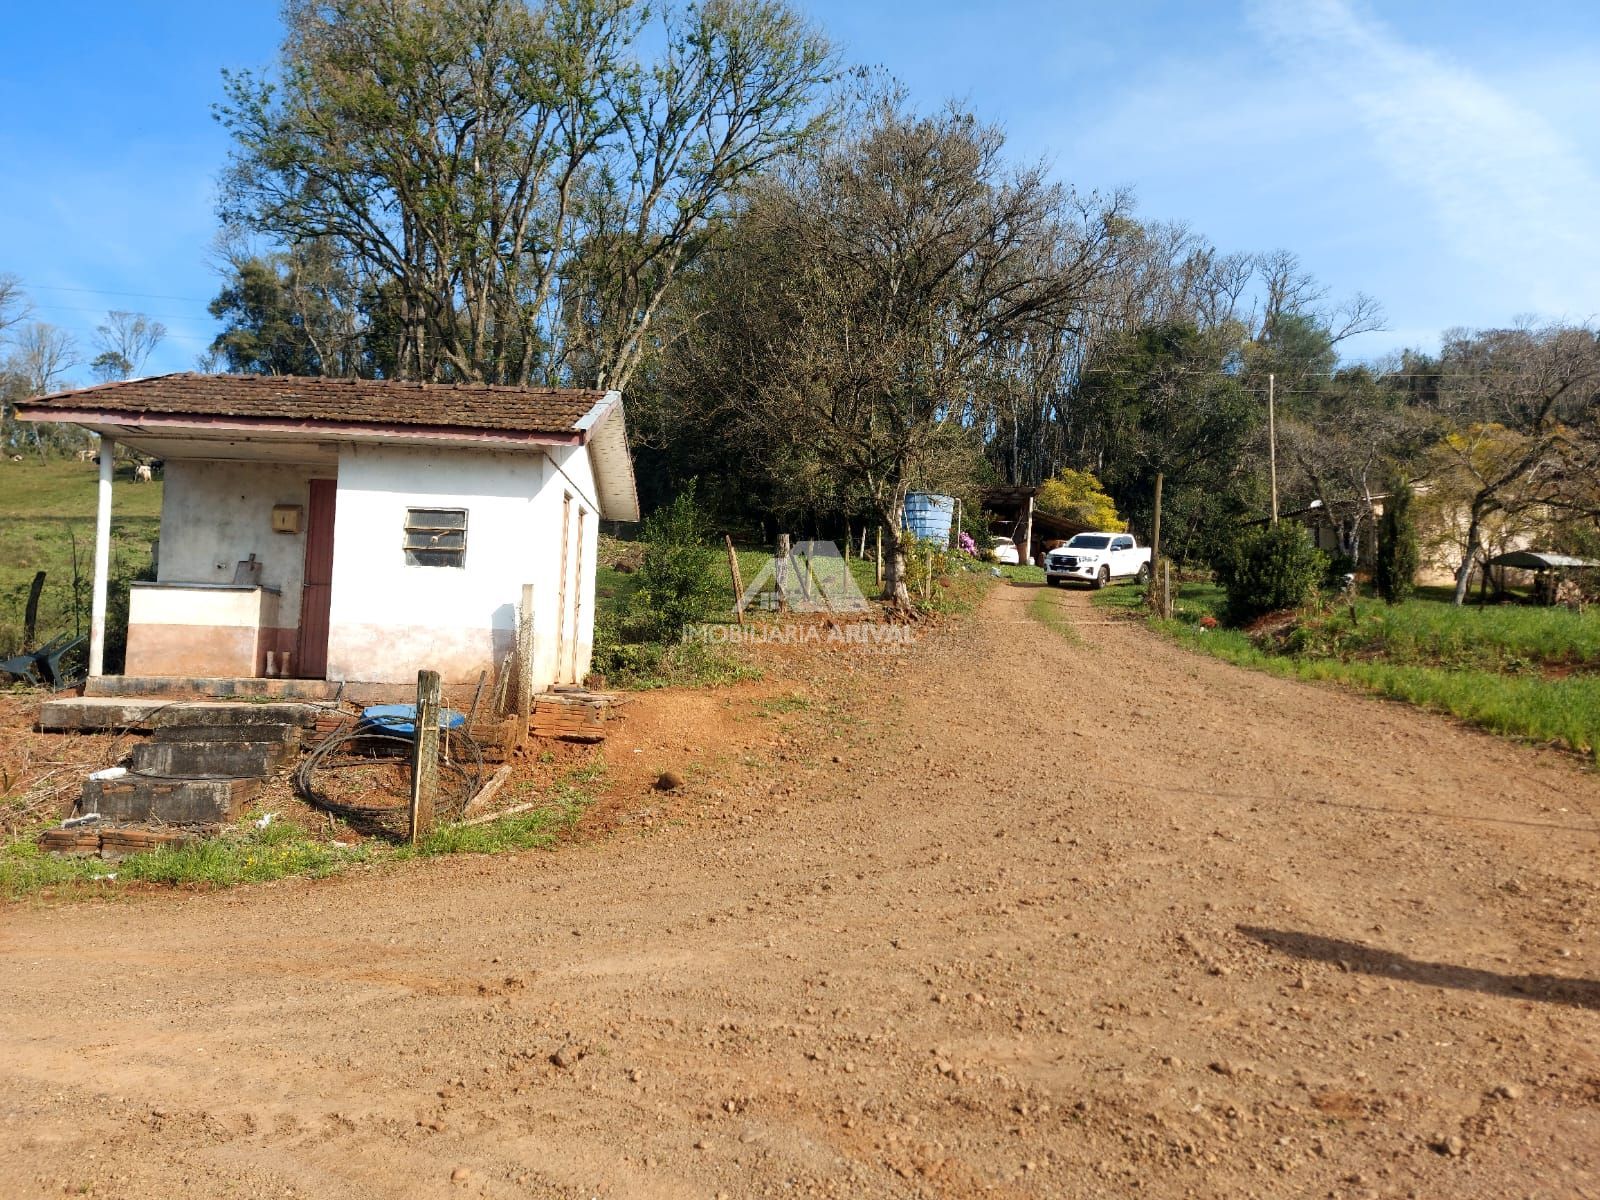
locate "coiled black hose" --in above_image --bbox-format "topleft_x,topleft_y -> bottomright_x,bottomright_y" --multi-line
294,724 -> 485,835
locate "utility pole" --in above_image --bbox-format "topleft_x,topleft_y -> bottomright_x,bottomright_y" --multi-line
1268,372 -> 1280,525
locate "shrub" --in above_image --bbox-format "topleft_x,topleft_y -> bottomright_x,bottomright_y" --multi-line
1224,523 -> 1327,624
629,482 -> 723,641
1374,482 -> 1419,604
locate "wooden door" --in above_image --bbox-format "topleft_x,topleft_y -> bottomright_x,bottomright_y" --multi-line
298,478 -> 337,678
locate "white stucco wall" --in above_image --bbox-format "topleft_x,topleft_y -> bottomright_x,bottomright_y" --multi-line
157,460 -> 325,630
324,443 -> 599,689
542,442 -> 601,685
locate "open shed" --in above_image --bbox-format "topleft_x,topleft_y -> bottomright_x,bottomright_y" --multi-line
981,486 -> 1093,565
1485,550 -> 1600,604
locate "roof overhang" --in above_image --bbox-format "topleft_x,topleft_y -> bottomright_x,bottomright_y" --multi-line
20,387 -> 643,523
575,391 -> 640,523
1486,550 -> 1600,571
14,405 -> 582,451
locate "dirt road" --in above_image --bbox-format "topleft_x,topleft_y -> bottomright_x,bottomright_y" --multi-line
3,582 -> 1598,1199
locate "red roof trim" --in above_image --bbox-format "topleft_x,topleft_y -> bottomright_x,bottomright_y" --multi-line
14,406 -> 583,447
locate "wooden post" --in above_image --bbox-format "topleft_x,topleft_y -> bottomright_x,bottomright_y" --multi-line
1268,373 -> 1279,525
1151,471 -> 1164,575
795,539 -> 815,606
1163,560 -> 1173,620
89,440 -> 114,677
874,527 -> 883,587
1021,493 -> 1034,566
725,534 -> 745,624
410,669 -> 441,845
775,534 -> 791,611
954,498 -> 962,548
22,570 -> 45,646
517,583 -> 535,745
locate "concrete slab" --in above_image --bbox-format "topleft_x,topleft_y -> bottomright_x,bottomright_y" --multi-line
85,676 -> 341,701
38,697 -> 173,733
154,703 -> 321,729
40,697 -> 323,733
151,722 -> 301,744
80,775 -> 260,824
131,739 -> 297,780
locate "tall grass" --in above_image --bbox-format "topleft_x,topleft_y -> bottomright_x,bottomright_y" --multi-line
1097,583 -> 1600,758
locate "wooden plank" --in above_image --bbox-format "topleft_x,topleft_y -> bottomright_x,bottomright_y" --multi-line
459,798 -> 545,828
410,670 -> 441,845
461,764 -> 515,820
517,584 -> 535,745
725,534 -> 745,624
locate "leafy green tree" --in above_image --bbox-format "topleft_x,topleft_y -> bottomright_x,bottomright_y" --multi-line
217,0 -> 834,388
208,246 -> 378,377
1374,481 -> 1419,603
650,100 -> 1122,607
1073,321 -> 1261,565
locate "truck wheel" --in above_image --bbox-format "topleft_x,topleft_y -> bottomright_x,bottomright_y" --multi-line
1094,566 -> 1109,589
1135,563 -> 1151,585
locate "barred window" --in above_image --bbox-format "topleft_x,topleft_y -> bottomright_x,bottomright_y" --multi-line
403,508 -> 467,567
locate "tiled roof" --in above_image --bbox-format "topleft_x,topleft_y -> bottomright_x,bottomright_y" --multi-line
19,373 -> 606,436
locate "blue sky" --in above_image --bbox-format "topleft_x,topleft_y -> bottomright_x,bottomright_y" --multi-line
2,0 -> 1596,378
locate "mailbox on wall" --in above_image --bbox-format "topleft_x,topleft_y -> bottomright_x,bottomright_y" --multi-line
272,504 -> 305,534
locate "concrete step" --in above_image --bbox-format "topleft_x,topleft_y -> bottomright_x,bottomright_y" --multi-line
152,703 -> 321,730
85,676 -> 341,700
80,775 -> 260,824
38,697 -> 171,733
129,739 -> 297,780
151,722 -> 300,744
41,698 -> 322,734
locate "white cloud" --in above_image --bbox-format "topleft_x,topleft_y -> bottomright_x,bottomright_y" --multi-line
1246,0 -> 1600,321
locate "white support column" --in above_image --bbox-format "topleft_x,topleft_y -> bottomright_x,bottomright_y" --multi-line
89,439 -> 114,677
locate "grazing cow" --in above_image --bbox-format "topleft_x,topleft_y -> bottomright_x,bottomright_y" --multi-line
134,464 -> 153,483
76,448 -> 95,462
9,455 -> 20,463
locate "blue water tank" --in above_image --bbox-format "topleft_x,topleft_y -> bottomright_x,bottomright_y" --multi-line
903,493 -> 956,545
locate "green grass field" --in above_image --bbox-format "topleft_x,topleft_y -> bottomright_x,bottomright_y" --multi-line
1096,581 -> 1600,759
0,460 -> 162,660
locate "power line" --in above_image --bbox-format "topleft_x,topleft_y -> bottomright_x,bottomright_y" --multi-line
22,282 -> 215,305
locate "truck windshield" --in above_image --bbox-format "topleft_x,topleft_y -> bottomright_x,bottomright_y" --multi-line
1066,535 -> 1112,549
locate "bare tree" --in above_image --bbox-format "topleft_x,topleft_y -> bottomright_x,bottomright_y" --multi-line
1,322 -> 78,454
91,310 -> 167,381
0,274 -> 32,344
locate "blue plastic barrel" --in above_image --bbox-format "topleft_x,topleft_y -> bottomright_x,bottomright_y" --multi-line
358,704 -> 467,737
903,493 -> 956,545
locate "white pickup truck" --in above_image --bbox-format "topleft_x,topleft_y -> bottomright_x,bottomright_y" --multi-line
1044,532 -> 1152,588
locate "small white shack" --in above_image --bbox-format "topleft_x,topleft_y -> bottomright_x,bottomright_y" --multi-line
18,374 -> 638,697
